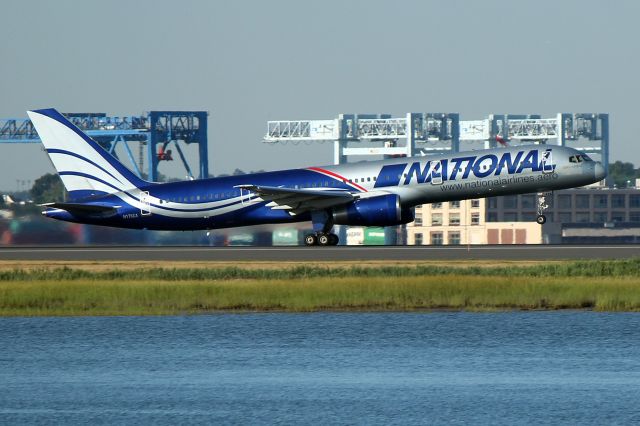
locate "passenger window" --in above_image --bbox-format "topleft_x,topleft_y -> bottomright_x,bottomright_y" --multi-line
367,177 -> 371,182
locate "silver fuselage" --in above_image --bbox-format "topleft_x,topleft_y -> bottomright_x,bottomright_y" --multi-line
320,145 -> 605,208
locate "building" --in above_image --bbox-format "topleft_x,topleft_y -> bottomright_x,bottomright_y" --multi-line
407,181 -> 640,245
486,187 -> 640,224
486,183 -> 640,244
406,198 -> 542,245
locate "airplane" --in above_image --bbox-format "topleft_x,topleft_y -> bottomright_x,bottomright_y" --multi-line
27,108 -> 606,246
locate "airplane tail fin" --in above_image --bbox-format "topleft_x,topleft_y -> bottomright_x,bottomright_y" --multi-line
27,108 -> 148,201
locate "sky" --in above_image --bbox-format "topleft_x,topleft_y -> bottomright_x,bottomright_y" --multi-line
1,0 -> 639,191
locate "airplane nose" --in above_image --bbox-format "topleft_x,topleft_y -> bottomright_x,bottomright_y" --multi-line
594,162 -> 606,181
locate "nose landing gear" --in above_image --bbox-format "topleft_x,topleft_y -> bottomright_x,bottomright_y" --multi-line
536,191 -> 552,225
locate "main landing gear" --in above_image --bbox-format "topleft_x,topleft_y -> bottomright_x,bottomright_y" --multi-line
536,191 -> 552,225
304,232 -> 339,246
305,210 -> 339,246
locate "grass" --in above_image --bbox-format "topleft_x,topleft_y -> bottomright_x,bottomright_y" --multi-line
1,258 -> 640,282
0,258 -> 638,316
1,262 -> 640,315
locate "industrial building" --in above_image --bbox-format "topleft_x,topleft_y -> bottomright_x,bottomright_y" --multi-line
405,199 -> 543,245
406,179 -> 640,245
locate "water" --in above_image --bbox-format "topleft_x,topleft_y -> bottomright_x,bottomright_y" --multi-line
1,312 -> 640,425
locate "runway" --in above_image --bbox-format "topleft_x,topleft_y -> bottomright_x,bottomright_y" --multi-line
0,245 -> 639,262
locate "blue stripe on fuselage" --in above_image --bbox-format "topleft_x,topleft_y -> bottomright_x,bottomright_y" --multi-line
374,164 -> 406,188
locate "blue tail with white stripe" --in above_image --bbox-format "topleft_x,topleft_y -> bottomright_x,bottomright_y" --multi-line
27,108 -> 147,201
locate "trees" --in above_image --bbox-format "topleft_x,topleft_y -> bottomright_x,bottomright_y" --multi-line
30,173 -> 66,203
608,161 -> 639,188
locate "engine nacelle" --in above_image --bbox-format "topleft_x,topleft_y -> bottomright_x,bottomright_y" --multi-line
332,194 -> 414,227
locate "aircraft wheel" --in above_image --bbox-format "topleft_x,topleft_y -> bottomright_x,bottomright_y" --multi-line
304,234 -> 318,246
318,234 -> 331,246
329,233 -> 339,245
536,215 -> 546,225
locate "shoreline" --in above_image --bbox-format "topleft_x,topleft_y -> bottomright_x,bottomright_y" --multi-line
0,308 -> 609,318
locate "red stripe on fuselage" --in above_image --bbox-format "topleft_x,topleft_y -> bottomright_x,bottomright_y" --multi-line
308,166 -> 368,193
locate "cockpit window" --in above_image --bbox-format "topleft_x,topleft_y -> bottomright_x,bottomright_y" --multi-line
570,154 -> 593,163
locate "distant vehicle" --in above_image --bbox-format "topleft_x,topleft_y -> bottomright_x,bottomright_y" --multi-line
28,108 -> 605,246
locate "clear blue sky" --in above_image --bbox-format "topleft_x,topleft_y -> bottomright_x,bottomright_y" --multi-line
1,0 -> 639,190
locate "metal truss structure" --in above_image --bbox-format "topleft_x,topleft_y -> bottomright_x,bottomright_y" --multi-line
266,113 -> 460,163
265,112 -> 609,171
461,113 -> 609,171
0,111 -> 209,182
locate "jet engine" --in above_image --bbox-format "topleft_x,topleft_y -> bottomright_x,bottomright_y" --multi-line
332,194 -> 414,227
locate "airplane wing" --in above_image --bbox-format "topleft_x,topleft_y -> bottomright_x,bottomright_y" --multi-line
41,202 -> 121,215
235,184 -> 354,214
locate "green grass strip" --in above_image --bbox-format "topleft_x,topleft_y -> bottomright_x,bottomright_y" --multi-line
2,275 -> 640,316
0,258 -> 639,282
